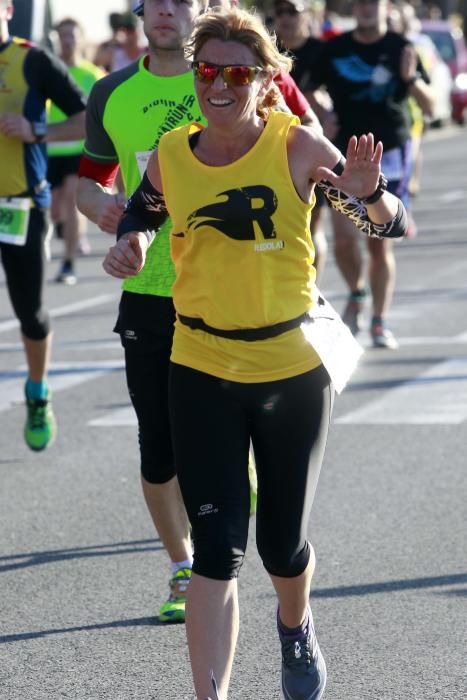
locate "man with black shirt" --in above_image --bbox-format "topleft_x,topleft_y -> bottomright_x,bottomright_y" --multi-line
309,0 -> 433,347
273,0 -> 322,94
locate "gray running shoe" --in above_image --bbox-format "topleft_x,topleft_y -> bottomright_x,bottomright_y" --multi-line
342,291 -> 366,336
279,607 -> 327,700
371,320 -> 399,350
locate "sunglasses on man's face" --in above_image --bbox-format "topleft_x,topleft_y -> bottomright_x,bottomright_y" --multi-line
193,61 -> 263,87
275,6 -> 299,17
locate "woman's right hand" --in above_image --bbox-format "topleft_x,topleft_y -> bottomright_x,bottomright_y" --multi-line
102,232 -> 148,278
97,192 -> 127,234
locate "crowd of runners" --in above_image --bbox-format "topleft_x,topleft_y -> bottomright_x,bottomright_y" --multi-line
0,0 -> 446,697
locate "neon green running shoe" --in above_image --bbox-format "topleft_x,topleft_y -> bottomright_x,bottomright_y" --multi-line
159,567 -> 191,623
248,453 -> 258,517
24,390 -> 56,451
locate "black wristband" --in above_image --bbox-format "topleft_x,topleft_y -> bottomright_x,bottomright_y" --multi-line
363,173 -> 388,205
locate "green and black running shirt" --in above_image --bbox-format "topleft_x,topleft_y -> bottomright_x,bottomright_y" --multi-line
81,55 -> 203,297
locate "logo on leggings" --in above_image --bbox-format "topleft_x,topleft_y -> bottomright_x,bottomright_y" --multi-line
198,503 -> 219,517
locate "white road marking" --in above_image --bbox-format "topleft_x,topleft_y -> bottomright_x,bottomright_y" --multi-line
438,190 -> 466,203
0,293 -> 119,334
89,405 -> 136,427
336,357 -> 467,425
0,360 -> 124,414
397,336 -> 467,346
407,217 -> 466,228
0,340 -> 121,351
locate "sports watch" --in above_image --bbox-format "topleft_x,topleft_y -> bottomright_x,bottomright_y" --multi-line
363,173 -> 388,205
31,121 -> 48,143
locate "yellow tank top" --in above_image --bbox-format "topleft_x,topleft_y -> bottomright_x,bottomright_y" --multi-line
158,110 -> 321,382
0,40 -> 28,197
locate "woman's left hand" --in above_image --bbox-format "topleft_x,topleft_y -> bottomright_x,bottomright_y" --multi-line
315,133 -> 383,199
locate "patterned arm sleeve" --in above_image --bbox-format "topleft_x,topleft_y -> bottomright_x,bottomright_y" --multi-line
317,159 -> 408,239
117,172 -> 169,243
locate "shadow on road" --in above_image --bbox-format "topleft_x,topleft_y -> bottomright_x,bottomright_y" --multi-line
0,538 -> 163,574
2,572 -> 465,645
312,571 -> 467,598
0,615 -> 167,644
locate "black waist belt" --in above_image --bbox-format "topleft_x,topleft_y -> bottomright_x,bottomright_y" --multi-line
178,312 -> 309,342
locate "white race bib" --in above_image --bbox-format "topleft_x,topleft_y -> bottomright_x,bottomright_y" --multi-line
301,296 -> 363,394
381,147 -> 403,181
135,150 -> 153,179
0,197 -> 31,246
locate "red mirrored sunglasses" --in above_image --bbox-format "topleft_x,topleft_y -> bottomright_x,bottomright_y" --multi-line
192,61 -> 263,87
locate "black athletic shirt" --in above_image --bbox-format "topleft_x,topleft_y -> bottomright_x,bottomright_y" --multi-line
286,37 -> 323,94
309,31 -> 427,151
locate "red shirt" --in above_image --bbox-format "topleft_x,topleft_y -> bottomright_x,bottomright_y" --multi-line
274,72 -> 310,119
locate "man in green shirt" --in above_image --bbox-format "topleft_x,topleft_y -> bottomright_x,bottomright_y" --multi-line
77,0 -> 208,623
48,17 -> 104,284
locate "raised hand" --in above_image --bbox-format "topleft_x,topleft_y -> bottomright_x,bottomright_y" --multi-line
316,133 -> 383,200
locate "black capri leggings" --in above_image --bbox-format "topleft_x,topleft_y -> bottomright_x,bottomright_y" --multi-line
123,336 -> 175,484
115,292 -> 177,484
0,207 -> 50,340
169,362 -> 334,580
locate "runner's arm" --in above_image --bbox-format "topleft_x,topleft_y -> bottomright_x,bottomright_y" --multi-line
77,78 -> 127,234
117,169 -> 168,243
317,159 -> 407,239
302,129 -> 408,239
401,43 -> 435,118
103,153 -> 168,278
31,47 -> 86,142
77,158 -> 125,234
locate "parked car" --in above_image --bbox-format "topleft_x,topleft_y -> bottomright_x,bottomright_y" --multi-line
421,19 -> 467,124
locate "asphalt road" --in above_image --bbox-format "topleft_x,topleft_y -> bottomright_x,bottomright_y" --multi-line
1,125 -> 466,700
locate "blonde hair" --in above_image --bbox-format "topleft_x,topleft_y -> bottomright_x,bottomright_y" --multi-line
186,7 -> 293,120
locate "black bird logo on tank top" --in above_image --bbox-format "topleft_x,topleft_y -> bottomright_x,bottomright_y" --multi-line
187,186 -> 278,240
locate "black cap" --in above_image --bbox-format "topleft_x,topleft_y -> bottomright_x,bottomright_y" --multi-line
109,13 -> 123,31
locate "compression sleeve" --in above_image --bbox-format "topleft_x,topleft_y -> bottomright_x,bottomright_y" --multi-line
116,171 -> 169,242
317,159 -> 408,239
